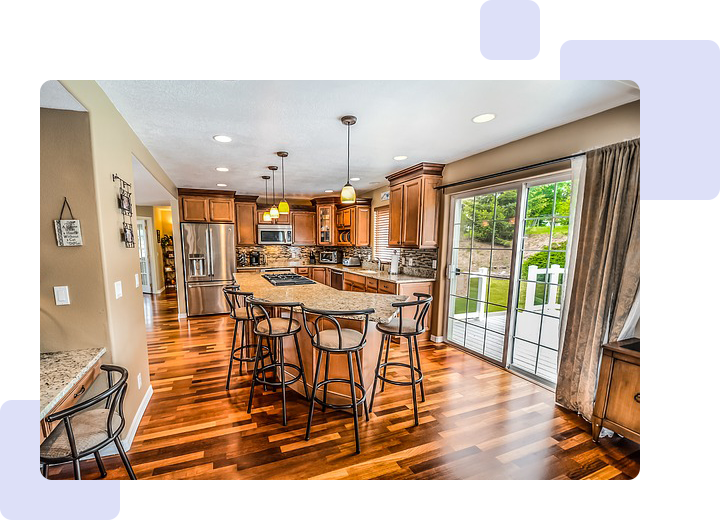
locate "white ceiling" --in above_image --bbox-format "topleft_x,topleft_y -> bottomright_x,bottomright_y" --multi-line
40,81 -> 86,112
97,81 -> 639,198
132,155 -> 174,206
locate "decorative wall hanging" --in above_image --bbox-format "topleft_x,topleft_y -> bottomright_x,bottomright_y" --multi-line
112,173 -> 136,248
54,197 -> 83,246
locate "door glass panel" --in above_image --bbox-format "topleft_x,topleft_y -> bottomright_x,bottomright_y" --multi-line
509,177 -> 573,385
447,188 -> 517,362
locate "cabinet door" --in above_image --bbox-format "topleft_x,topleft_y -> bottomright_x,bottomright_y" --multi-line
355,206 -> 370,246
401,178 -> 422,247
292,212 -> 316,245
419,177 -> 440,248
311,268 -> 326,284
276,212 -> 291,225
342,208 -> 352,228
317,205 -> 335,245
388,185 -> 404,246
209,198 -> 235,222
605,360 -> 640,434
181,197 -> 209,222
235,202 -> 256,245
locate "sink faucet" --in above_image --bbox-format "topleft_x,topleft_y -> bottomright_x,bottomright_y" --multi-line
377,258 -> 382,271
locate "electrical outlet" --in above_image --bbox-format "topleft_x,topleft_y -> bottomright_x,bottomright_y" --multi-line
137,373 -> 142,390
408,258 -> 414,267
135,273 -> 140,288
432,259 -> 437,269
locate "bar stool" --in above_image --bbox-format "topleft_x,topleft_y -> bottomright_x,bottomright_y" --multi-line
223,286 -> 265,390
301,306 -> 374,454
246,299 -> 309,426
369,293 -> 433,426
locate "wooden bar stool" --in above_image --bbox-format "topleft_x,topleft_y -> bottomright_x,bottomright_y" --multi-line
246,298 -> 309,426
300,306 -> 374,454
223,286 -> 265,390
369,293 -> 433,426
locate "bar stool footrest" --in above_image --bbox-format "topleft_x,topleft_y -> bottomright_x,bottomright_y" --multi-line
231,343 -> 268,364
253,362 -> 303,387
376,361 -> 424,387
313,378 -> 367,410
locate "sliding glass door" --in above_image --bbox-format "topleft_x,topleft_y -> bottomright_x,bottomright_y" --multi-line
445,173 -> 572,386
447,187 -> 518,363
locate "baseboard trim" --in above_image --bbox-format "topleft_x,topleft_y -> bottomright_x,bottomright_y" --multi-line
152,286 -> 166,295
430,335 -> 444,343
177,313 -> 187,319
97,384 -> 153,457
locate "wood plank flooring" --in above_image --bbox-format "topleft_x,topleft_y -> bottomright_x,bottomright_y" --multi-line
48,289 -> 639,480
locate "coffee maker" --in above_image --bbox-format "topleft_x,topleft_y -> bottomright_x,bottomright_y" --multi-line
249,251 -> 265,266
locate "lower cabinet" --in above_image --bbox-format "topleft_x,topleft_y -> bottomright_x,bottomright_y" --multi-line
311,267 -> 326,285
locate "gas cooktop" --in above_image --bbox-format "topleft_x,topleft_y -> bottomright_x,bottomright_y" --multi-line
262,273 -> 316,286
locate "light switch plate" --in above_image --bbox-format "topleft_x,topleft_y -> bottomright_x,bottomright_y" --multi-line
135,273 -> 140,288
137,373 -> 142,390
114,281 -> 123,299
432,259 -> 437,269
53,286 -> 70,305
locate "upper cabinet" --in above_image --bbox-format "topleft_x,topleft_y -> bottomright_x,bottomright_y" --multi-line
235,196 -> 257,245
336,202 -> 370,247
316,203 -> 336,246
292,211 -> 316,245
256,209 -> 291,225
386,163 -> 444,248
179,189 -> 236,223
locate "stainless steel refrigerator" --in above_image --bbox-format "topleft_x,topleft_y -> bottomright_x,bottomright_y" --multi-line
181,222 -> 236,316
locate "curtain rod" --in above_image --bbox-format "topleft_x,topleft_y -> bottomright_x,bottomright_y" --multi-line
435,153 -> 585,190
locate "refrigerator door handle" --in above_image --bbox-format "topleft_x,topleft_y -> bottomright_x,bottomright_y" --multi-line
207,226 -> 214,278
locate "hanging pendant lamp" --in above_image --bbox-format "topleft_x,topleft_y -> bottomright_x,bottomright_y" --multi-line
340,115 -> 357,204
277,151 -> 290,214
268,166 -> 279,219
261,175 -> 272,222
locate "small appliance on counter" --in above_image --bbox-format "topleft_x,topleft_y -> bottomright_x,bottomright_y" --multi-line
249,251 -> 265,266
319,250 -> 339,264
309,251 -> 316,264
342,256 -> 361,267
237,252 -> 247,267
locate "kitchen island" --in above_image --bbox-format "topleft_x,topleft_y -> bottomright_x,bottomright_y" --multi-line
233,272 -> 410,406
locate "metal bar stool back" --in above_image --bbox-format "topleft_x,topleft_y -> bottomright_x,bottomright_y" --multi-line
246,298 -> 309,425
370,293 -> 433,426
40,365 -> 137,480
301,305 -> 374,454
223,285 -> 264,389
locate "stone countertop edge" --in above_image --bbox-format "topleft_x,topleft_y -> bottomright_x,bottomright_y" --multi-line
233,272 -> 408,324
40,347 -> 106,420
236,263 -> 436,284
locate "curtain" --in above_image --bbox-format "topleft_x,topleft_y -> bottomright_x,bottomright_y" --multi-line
555,139 -> 640,421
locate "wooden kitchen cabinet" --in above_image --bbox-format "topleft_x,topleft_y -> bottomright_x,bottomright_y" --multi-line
256,210 -> 290,225
311,267 -> 326,285
335,204 -> 370,247
179,188 -> 236,223
292,211 -> 316,245
592,339 -> 640,444
316,203 -> 336,246
386,163 -> 444,248
235,198 -> 257,245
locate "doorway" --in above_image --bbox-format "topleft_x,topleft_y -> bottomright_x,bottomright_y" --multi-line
445,172 -> 572,386
137,218 -> 152,293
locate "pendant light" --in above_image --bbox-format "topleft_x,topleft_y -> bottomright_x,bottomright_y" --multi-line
277,151 -> 290,214
261,175 -> 272,222
340,115 -> 357,204
268,166 -> 280,219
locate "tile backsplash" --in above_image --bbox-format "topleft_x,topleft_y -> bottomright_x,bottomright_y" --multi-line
236,245 -> 437,278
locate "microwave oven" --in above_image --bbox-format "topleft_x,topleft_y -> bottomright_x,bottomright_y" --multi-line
257,224 -> 293,245
319,250 -> 339,263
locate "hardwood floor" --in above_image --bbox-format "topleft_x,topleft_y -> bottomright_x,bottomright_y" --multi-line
48,289 -> 639,480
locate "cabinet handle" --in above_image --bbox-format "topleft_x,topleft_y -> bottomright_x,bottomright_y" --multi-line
634,393 -> 640,404
73,385 -> 86,399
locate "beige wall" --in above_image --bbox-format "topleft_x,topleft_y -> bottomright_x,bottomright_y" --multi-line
40,108 -> 110,353
433,101 -> 640,338
57,81 -> 179,431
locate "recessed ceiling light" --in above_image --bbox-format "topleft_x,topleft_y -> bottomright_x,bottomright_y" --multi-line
216,183 -> 227,187
393,155 -> 408,161
325,190 -> 334,193
215,167 -> 229,172
213,135 -> 232,143
472,113 -> 496,123
350,177 -> 360,181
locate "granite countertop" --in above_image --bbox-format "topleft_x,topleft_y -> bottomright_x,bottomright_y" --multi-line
40,347 -> 106,419
233,272 -> 408,323
237,263 -> 436,284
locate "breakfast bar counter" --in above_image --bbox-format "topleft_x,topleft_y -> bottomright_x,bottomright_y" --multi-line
232,272 -> 410,406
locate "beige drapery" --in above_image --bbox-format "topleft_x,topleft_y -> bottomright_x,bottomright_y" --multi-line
555,139 -> 640,420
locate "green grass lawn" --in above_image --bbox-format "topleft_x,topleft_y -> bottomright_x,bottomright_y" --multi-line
525,224 -> 568,236
454,277 -> 514,314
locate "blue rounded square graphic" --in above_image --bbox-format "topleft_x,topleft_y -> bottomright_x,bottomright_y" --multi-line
481,0 -> 540,60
